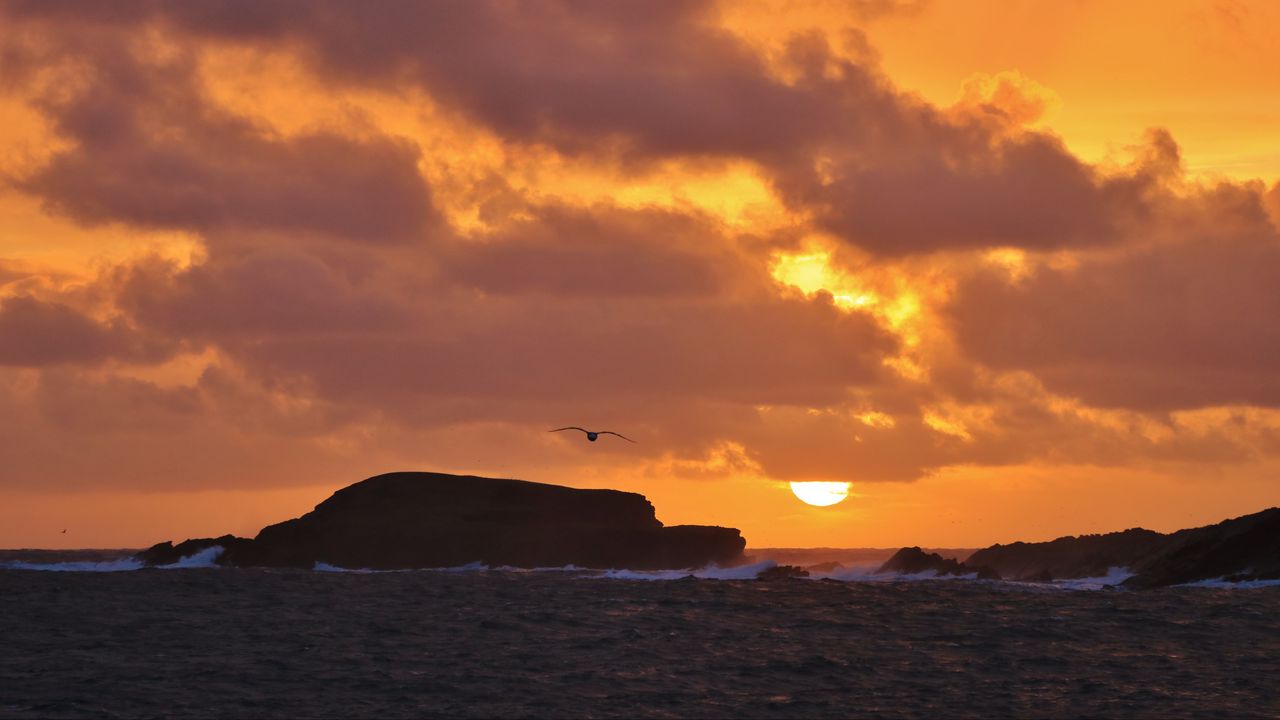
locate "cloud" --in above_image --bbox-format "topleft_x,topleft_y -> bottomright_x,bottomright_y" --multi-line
442,206 -> 745,298
116,248 -> 410,341
1,0 -> 1279,504
0,295 -> 173,367
949,181 -> 1280,410
3,1 -> 1166,258
6,29 -> 437,243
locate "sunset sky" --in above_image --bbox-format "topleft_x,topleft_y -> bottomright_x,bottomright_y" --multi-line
2,0 -> 1278,550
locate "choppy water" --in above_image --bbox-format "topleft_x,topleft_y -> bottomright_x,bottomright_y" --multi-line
2,552 -> 1278,719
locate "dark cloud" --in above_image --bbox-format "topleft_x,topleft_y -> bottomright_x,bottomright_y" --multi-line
7,30 -> 437,243
443,206 -> 745,298
4,1 -> 1166,257
949,182 -> 1280,411
0,295 -> 173,367
166,1 -> 857,159
86,201 -> 897,479
154,1 -> 1162,256
2,1 -> 1279,498
117,248 -> 410,341
778,129 -> 1158,255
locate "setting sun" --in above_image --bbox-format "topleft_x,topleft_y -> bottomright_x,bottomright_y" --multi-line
789,481 -> 852,507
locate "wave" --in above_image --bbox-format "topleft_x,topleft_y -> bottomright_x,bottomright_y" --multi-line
594,559 -> 780,581
8,552 -> 1275,588
1178,576 -> 1280,589
0,557 -> 145,572
1050,567 -> 1134,590
156,545 -> 224,569
1,546 -> 223,572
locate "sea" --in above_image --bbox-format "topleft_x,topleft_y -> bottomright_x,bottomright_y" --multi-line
2,548 -> 1278,719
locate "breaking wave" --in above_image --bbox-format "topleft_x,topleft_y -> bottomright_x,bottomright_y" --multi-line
5,551 -> 1276,589
1179,576 -> 1280,589
0,557 -> 145,573
156,545 -> 224,569
0,546 -> 224,572
595,559 -> 780,581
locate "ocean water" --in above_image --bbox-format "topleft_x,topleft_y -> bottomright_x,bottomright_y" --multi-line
2,551 -> 1278,719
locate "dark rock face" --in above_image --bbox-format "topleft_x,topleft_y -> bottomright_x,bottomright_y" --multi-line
963,508 -> 1280,588
137,472 -> 746,571
966,528 -> 1165,582
877,547 -> 1001,580
135,535 -> 253,566
1122,508 -> 1280,589
756,565 -> 810,580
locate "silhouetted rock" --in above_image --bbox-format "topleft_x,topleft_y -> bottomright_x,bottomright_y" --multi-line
137,472 -> 746,571
877,547 -> 1001,579
756,565 -> 810,580
962,508 -> 1280,588
136,535 -> 252,566
974,565 -> 1002,580
966,528 -> 1165,581
1122,508 -> 1280,589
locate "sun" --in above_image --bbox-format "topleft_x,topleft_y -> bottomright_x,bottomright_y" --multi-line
789,481 -> 851,507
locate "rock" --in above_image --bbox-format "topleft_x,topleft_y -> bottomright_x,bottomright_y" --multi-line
879,547 -> 966,575
960,507 -> 1280,589
135,535 -> 251,566
1121,508 -> 1280,589
877,547 -> 1001,579
965,529 -> 1165,581
757,565 -> 810,580
137,472 -> 746,571
974,565 -> 1002,580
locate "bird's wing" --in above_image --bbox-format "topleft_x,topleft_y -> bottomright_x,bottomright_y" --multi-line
598,431 -> 636,443
549,427 -> 589,434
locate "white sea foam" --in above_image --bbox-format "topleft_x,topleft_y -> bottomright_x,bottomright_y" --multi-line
156,545 -> 224,569
0,557 -> 145,572
808,566 -> 981,583
594,559 -> 780,581
312,561 -> 591,571
0,546 -> 226,572
1179,576 -> 1280,589
438,561 -> 490,572
1051,567 -> 1134,590
314,562 -> 381,574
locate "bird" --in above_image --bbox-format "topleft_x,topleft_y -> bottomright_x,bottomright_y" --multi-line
60,529 -> 66,534
549,427 -> 635,443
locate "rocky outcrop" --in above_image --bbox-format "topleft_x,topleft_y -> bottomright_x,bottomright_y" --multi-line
962,508 -> 1280,588
1122,508 -> 1280,589
877,547 -> 1001,579
137,472 -> 746,571
965,528 -> 1165,582
756,565 -> 810,580
136,535 -> 252,566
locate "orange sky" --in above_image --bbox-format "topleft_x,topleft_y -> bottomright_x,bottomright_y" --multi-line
1,0 -> 1278,549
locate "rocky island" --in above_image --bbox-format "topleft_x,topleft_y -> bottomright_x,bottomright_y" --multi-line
961,507 -> 1280,587
877,547 -> 1001,579
138,472 -> 746,570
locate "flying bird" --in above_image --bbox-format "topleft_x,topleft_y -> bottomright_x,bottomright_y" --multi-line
60,529 -> 67,534
549,427 -> 635,443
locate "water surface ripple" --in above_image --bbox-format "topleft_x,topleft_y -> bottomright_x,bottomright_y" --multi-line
1,568 -> 1276,718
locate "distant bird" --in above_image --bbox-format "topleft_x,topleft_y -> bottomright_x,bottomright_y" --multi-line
549,427 -> 635,443
60,529 -> 66,534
